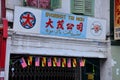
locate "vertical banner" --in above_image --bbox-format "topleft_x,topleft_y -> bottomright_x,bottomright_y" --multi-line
42,57 -> 46,67
72,58 -> 77,67
53,57 -> 57,67
35,57 -> 40,67
47,57 -> 52,67
67,58 -> 71,68
79,58 -> 86,67
28,56 -> 33,66
62,58 -> 66,67
114,0 -> 120,40
57,58 -> 61,67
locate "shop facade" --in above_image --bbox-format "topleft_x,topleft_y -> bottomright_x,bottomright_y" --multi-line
5,6 -> 112,80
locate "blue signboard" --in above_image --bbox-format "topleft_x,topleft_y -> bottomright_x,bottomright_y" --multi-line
40,10 -> 87,38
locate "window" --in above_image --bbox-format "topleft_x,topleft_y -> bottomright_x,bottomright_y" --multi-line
71,0 -> 94,16
23,0 -> 61,10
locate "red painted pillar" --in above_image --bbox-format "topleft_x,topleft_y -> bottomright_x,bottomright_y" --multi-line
1,0 -> 6,18
0,18 -> 8,69
0,0 -> 7,79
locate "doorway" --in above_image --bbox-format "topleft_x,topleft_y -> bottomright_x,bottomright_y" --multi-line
9,54 -> 100,80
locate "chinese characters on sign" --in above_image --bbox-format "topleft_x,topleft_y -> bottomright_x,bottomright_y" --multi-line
40,11 -> 87,38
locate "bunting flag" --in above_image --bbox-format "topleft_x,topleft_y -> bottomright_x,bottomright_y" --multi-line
67,58 -> 71,68
28,56 -> 33,66
20,57 -> 27,68
48,57 -> 52,67
72,58 -> 77,67
35,57 -> 40,67
57,58 -> 61,67
62,58 -> 66,67
80,58 -> 86,67
42,57 -> 46,67
53,57 -> 57,67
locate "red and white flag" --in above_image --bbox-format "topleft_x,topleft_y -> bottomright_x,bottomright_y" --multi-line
57,58 -> 61,67
35,57 -> 40,67
80,58 -> 86,67
20,57 -> 27,68
48,57 -> 52,67
67,58 -> 71,68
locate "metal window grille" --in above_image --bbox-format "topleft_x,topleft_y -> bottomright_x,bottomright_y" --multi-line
9,54 -> 100,80
9,54 -> 81,80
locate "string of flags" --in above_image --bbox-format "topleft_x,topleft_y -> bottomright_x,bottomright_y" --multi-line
19,56 -> 86,68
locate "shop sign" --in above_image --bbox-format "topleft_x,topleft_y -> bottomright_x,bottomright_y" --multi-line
40,11 -> 87,38
114,0 -> 120,40
13,6 -> 106,40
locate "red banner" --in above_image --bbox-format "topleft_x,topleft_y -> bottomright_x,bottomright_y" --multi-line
114,0 -> 120,40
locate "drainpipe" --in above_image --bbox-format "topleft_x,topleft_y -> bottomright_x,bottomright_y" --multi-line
1,0 -> 6,18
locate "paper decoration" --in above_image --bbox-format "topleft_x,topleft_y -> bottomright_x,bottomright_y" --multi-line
67,58 -> 71,68
62,58 -> 66,67
72,58 -> 77,67
42,57 -> 46,67
47,57 -> 52,67
35,57 -> 40,67
80,58 -> 86,67
18,56 -> 88,69
88,73 -> 94,80
53,57 -> 57,67
57,58 -> 61,67
20,57 -> 27,68
28,56 -> 33,66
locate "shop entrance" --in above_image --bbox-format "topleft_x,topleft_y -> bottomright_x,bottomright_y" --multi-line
9,54 -> 100,80
81,58 -> 100,80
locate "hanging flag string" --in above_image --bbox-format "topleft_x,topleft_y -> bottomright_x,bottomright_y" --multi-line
9,56 -> 100,70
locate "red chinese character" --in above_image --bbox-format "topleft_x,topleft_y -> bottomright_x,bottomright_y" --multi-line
45,18 -> 54,28
77,22 -> 83,32
57,20 -> 64,30
22,13 -> 34,27
66,23 -> 74,30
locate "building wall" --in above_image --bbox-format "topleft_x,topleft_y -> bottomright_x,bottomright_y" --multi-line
111,46 -> 120,80
5,30 -> 110,80
55,0 -> 110,35
4,0 -> 112,80
6,0 -> 110,35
